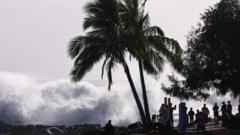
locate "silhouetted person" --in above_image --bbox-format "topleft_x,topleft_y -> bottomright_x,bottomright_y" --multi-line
213,103 -> 219,118
188,108 -> 195,125
105,120 -> 114,135
201,104 -> 209,124
221,102 -> 227,115
159,104 -> 169,122
196,109 -> 205,132
168,103 -> 176,127
227,101 -> 232,116
213,103 -> 219,127
221,102 -> 227,126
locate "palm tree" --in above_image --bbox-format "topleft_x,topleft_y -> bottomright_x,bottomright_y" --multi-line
120,0 -> 182,124
68,0 -> 182,129
68,0 -> 148,126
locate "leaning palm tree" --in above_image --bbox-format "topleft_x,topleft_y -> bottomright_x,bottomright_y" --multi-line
68,0 -> 148,126
120,0 -> 183,124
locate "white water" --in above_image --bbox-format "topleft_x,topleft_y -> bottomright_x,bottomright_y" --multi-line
0,71 -> 238,126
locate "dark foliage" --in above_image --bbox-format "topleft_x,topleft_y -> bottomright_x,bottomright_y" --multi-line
162,75 -> 209,100
164,0 -> 240,99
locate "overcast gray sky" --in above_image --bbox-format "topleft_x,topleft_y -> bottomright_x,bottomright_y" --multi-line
0,0 -> 220,81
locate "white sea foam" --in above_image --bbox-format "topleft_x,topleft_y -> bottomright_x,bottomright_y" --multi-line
0,71 -> 238,126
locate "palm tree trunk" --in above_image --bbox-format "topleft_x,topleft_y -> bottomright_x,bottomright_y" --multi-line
121,60 -> 148,127
138,60 -> 152,124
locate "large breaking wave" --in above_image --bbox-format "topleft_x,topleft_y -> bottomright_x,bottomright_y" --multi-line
0,71 -> 238,126
0,72 -> 139,126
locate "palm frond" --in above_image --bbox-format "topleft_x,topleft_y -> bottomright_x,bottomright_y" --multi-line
83,0 -> 120,31
68,36 -> 85,59
101,57 -> 109,79
83,1 -> 102,30
139,13 -> 150,30
145,35 -> 183,73
106,58 -> 115,90
142,59 -> 158,75
144,26 -> 165,36
163,37 -> 182,55
70,44 -> 105,82
148,50 -> 165,73
68,36 -> 105,59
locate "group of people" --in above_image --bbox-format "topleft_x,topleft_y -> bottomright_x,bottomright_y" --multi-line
157,103 -> 176,128
187,101 -> 240,130
150,100 -> 178,134
103,99 -> 240,134
213,101 -> 233,126
187,104 -> 210,131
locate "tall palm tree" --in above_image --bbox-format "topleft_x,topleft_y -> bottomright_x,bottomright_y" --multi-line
120,0 -> 182,124
68,0 -> 182,129
68,0 -> 148,126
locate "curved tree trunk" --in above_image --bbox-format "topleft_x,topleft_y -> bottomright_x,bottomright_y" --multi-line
121,60 -> 148,127
138,60 -> 152,124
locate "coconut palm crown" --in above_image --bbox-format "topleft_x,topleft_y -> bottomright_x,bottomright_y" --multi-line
68,0 -> 149,126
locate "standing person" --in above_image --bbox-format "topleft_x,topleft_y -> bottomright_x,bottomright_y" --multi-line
188,108 -> 195,125
159,104 -> 169,123
213,103 -> 219,127
227,101 -> 232,116
104,120 -> 114,135
221,102 -> 227,115
213,103 -> 219,118
196,110 -> 205,132
221,102 -> 227,126
201,104 -> 210,124
168,103 -> 176,127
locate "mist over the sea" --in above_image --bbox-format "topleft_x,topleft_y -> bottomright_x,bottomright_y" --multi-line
0,72 -> 238,126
